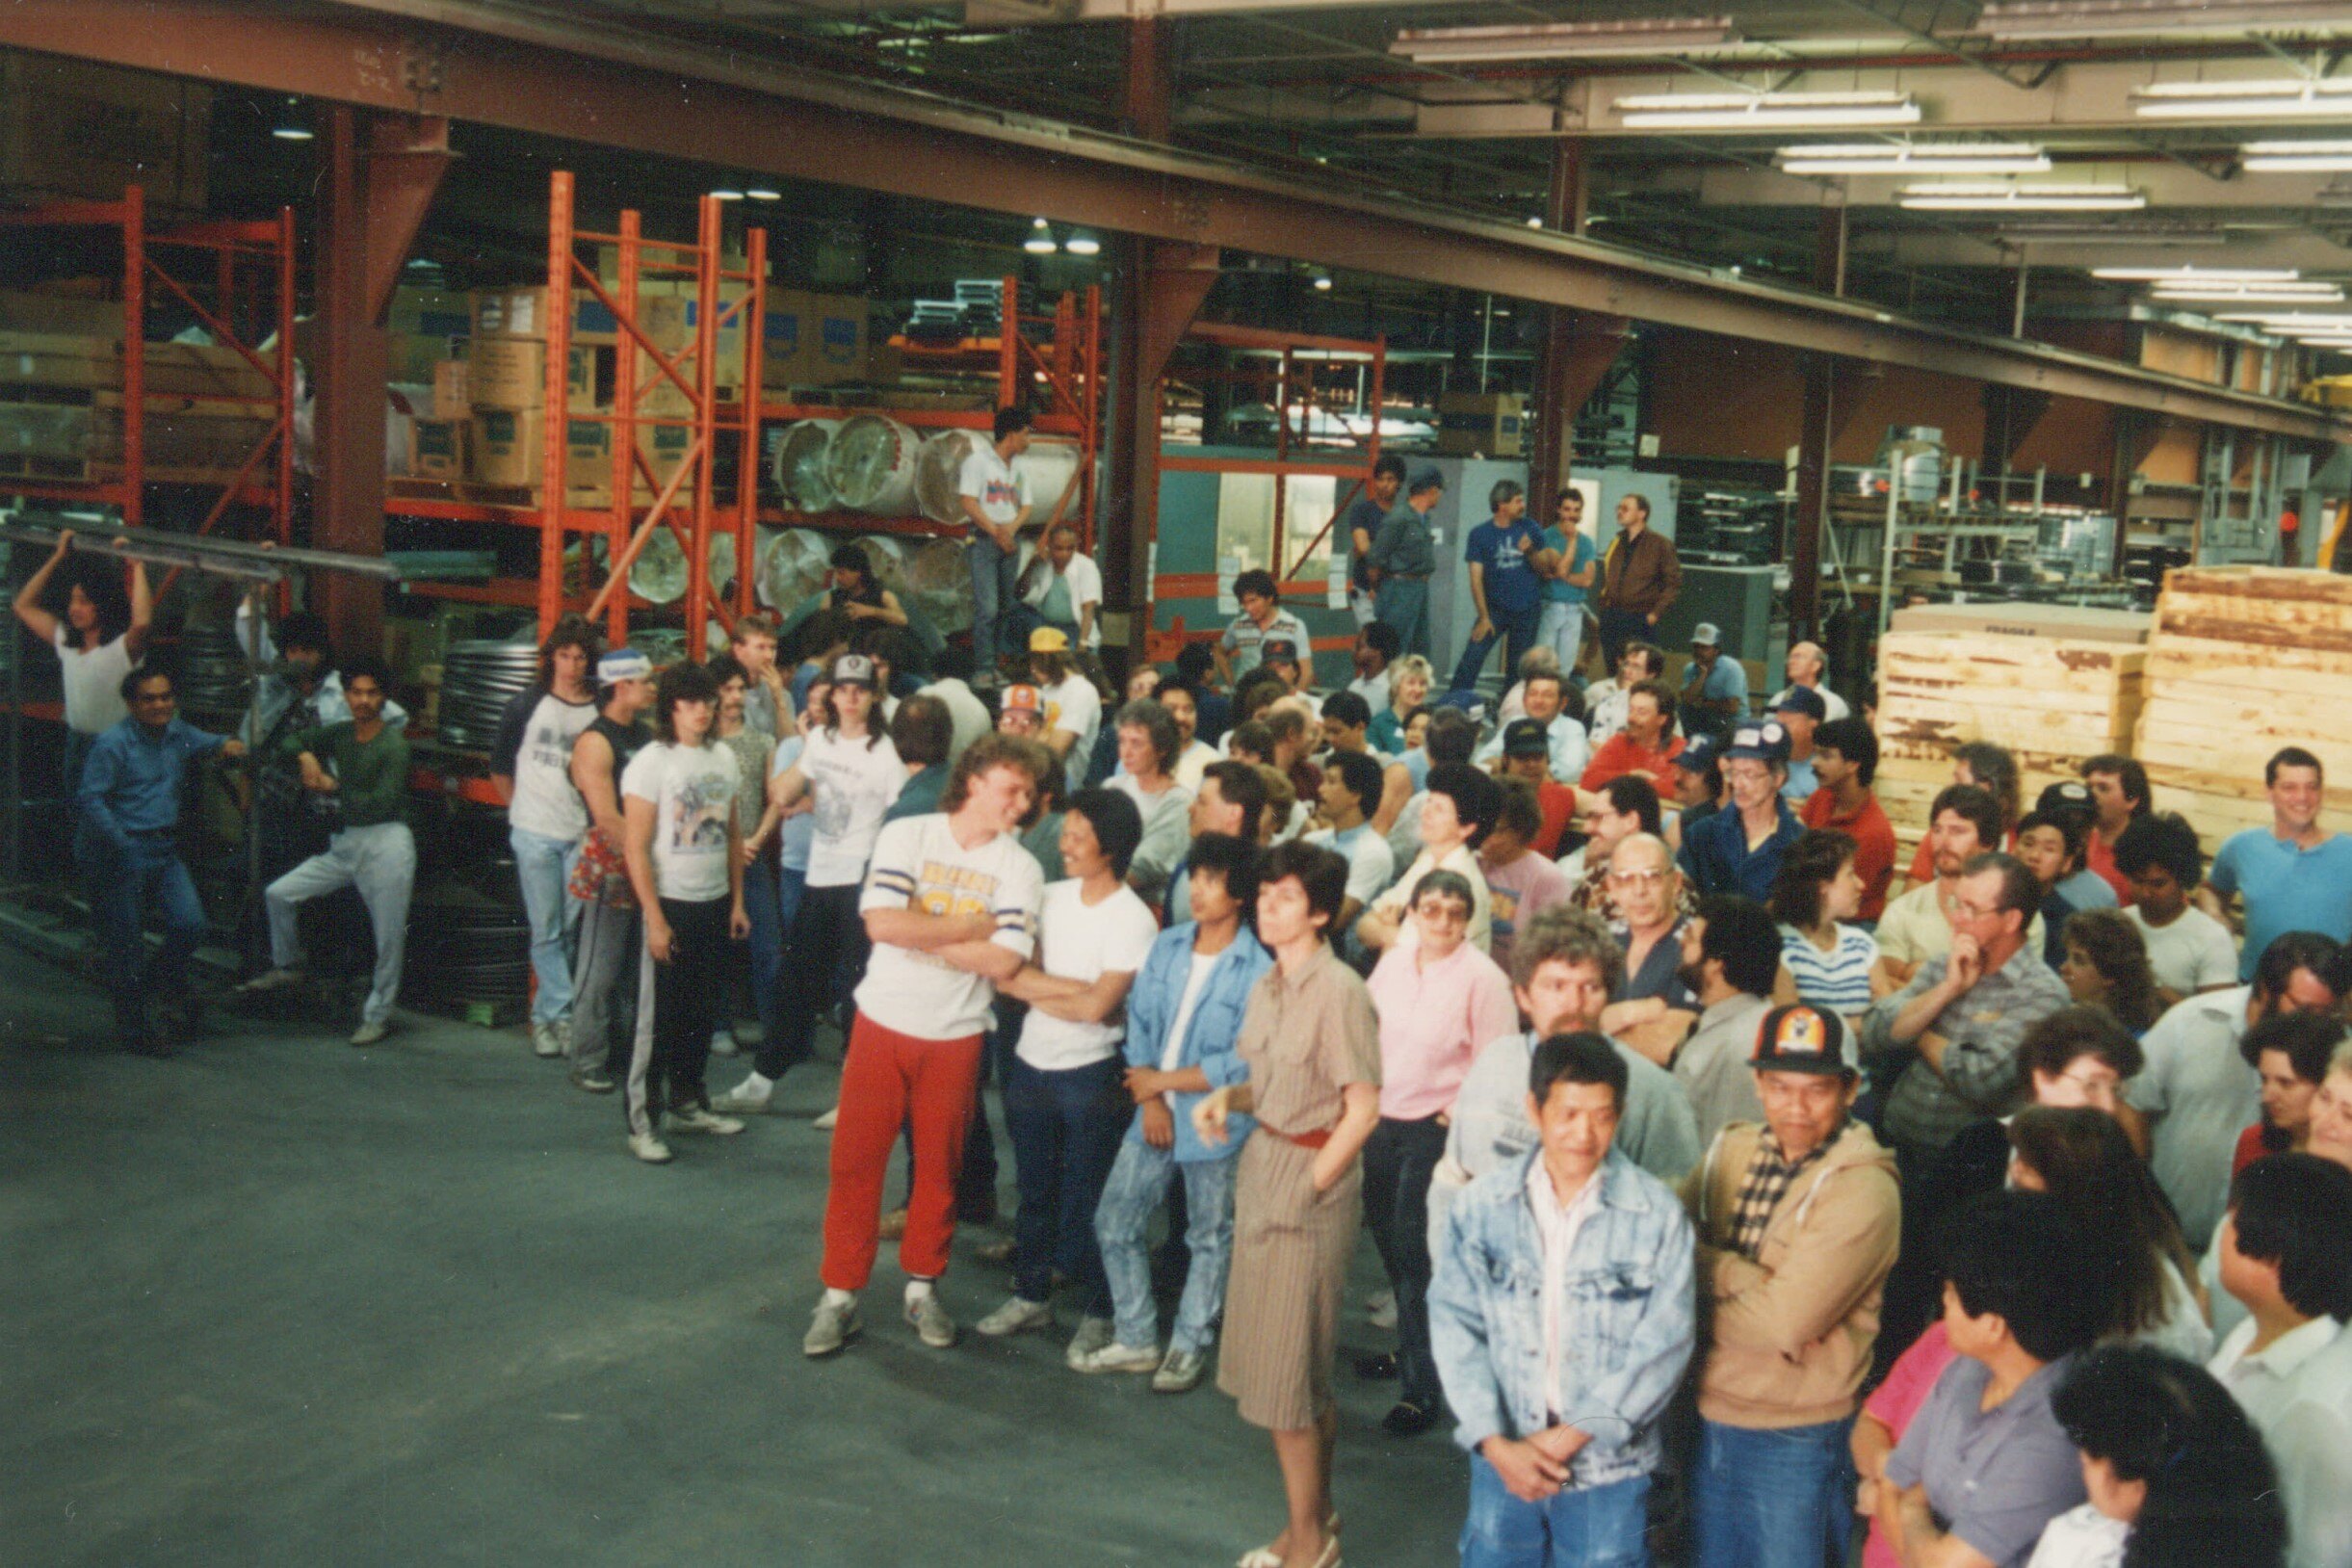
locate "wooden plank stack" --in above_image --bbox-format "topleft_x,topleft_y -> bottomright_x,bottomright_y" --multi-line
2136,567 -> 2352,856
1875,610 -> 2148,866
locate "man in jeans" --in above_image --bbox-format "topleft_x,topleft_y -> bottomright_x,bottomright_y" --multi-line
1079,833 -> 1271,1392
1429,1032 -> 1696,1567
958,405 -> 1033,685
490,614 -> 602,1058
1680,1003 -> 1900,1568
562,649 -> 654,1094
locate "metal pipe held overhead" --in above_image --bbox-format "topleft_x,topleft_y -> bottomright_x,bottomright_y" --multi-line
0,520 -> 404,581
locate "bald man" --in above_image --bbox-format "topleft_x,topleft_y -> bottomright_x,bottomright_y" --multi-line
1767,642 -> 1848,723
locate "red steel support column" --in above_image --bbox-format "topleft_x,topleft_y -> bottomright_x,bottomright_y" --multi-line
315,106 -> 388,656
544,171 -> 577,640
1106,241 -> 1219,665
608,201 -> 639,650
686,194 -> 721,659
735,225 -> 767,619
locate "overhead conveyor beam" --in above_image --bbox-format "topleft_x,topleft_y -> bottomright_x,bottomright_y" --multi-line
2,0 -> 2342,441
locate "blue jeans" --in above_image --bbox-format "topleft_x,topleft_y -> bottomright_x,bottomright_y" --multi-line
968,533 -> 1019,675
743,860 -> 803,1055
1094,1137 -> 1238,1354
1463,1459 -> 1649,1568
76,825 -> 207,1043
1003,1054 -> 1130,1316
510,825 -> 581,1025
1537,601 -> 1587,672
1450,602 -> 1543,696
1691,1417 -> 1854,1568
1376,578 -> 1430,660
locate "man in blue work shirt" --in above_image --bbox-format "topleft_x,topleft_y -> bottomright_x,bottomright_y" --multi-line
1680,622 -> 1749,745
77,664 -> 247,1056
1450,479 -> 1550,698
1679,720 -> 1802,903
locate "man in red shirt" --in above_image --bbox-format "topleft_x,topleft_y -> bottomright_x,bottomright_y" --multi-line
1579,678 -> 1684,797
1800,717 -> 1896,922
2079,752 -> 2149,905
1492,719 -> 1578,858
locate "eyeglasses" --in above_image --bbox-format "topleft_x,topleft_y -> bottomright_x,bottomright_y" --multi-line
2053,1068 -> 2120,1097
1607,869 -> 1667,887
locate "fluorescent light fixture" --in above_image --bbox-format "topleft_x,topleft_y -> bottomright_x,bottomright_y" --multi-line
2153,284 -> 2346,303
272,125 -> 313,141
1976,0 -> 2352,40
1776,142 -> 2050,174
1526,216 -> 1544,228
745,188 -> 781,201
1616,90 -> 1921,130
2092,265 -> 2301,280
1064,233 -> 1101,256
1997,221 -> 2221,244
2215,312 -> 2352,327
1898,182 -> 2146,210
2242,140 -> 2352,170
1394,15 -> 1737,64
1024,235 -> 1057,254
2133,78 -> 2352,120
1313,275 -> 1333,292
710,188 -> 744,201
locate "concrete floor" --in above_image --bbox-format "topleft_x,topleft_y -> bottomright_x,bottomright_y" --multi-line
1,945 -> 1465,1566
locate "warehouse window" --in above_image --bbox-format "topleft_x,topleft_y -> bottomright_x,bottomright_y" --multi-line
1215,472 -> 1337,584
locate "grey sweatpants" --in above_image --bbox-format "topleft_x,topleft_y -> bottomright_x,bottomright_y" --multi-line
568,890 -> 639,1081
265,822 -> 417,1027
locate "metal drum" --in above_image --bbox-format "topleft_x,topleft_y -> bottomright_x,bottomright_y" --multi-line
914,429 -> 980,525
170,624 -> 258,725
770,418 -> 840,513
854,534 -> 914,602
437,639 -> 540,753
593,528 -> 737,608
1014,436 -> 1085,526
904,536 -> 972,636
757,526 -> 830,611
824,414 -> 921,516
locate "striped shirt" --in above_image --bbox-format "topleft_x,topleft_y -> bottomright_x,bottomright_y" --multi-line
854,812 -> 1044,1041
1780,923 -> 1878,1018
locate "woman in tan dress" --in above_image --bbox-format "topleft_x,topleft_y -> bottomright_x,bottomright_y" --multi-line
1194,840 -> 1383,1568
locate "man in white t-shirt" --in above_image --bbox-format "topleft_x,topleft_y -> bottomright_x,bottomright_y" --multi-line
977,787 -> 1162,1360
1018,521 -> 1104,653
2114,813 -> 2241,1005
1027,626 -> 1103,796
958,406 -> 1034,685
807,733 -> 1051,1358
489,615 -> 602,1058
618,663 -> 747,1165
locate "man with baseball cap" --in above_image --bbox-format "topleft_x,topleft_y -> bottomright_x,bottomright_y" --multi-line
1259,637 -> 1312,700
560,647 -> 656,1091
1680,1002 -> 1899,1568
1367,468 -> 1444,658
1678,721 -> 1803,903
1669,733 -> 1724,847
1494,718 -> 1577,859
1027,626 -> 1102,795
1769,686 -> 1825,805
997,683 -> 1045,737
1680,622 -> 1749,745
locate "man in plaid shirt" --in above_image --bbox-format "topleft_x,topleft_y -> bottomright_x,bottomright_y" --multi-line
1680,1004 -> 1900,1568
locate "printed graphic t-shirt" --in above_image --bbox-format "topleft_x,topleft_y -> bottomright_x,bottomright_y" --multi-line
857,814 -> 1046,1040
621,740 -> 738,903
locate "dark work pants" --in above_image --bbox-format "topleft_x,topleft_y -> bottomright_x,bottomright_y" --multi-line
625,896 -> 728,1137
1598,607 -> 1653,671
758,880 -> 868,1080
1003,1054 -> 1130,1316
1362,1113 -> 1450,1412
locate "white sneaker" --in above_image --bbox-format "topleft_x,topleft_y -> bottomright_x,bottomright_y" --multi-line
1152,1347 -> 1209,1393
349,1020 -> 388,1047
709,1085 -> 773,1116
812,1106 -> 839,1131
976,1294 -> 1055,1338
709,1029 -> 739,1058
666,1106 -> 745,1136
628,1132 -> 674,1164
904,1292 -> 958,1348
1069,1339 -> 1162,1375
804,1296 -> 861,1358
532,1020 -> 564,1058
1065,1315 -> 1115,1366
238,967 -> 303,995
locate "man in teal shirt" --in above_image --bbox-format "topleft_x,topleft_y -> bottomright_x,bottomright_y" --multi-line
239,657 -> 416,1046
1536,487 -> 1598,676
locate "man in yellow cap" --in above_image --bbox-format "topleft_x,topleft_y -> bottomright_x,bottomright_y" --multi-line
1027,626 -> 1102,795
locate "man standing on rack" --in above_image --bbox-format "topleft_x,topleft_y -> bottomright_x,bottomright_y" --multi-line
237,657 -> 415,1048
77,665 -> 246,1055
1592,493 -> 1679,671
491,614 -> 602,1059
959,405 -> 1034,687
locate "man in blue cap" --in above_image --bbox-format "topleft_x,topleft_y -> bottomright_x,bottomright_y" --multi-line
1678,720 -> 1802,902
1367,467 -> 1444,659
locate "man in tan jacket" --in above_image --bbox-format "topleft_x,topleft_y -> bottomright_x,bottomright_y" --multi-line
1679,1003 -> 1900,1568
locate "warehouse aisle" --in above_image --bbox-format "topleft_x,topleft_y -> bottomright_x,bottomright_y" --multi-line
1,950 -> 1463,1566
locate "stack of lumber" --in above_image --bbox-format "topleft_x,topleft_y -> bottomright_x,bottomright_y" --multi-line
2136,567 -> 2352,856
1875,605 -> 2149,866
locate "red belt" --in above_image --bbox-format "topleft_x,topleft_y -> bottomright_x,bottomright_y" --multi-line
1263,1122 -> 1333,1151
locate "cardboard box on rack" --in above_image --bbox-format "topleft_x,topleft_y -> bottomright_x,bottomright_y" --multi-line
465,338 -> 610,412
563,418 -> 614,503
411,417 -> 466,481
804,293 -> 869,385
759,293 -> 806,390
1436,392 -> 1525,457
431,360 -> 470,420
471,287 -> 685,353
470,406 -> 543,488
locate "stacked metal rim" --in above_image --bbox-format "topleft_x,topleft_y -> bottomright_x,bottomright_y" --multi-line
170,625 -> 259,725
437,640 -> 541,752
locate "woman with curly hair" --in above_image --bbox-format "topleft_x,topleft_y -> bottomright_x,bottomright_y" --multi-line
2057,908 -> 2162,1035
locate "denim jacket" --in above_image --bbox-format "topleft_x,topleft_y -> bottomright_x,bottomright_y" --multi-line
1428,1146 -> 1697,1487
1123,923 -> 1273,1163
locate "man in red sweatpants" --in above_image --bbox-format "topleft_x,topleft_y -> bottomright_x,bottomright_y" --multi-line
805,733 -> 1050,1356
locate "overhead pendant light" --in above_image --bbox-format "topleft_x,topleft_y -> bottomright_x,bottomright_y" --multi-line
1393,15 -> 1737,64
272,124 -> 313,142
2133,78 -> 2352,120
1616,90 -> 1921,130
1776,142 -> 2050,174
1313,274 -> 1333,292
1526,216 -> 1544,228
2241,140 -> 2352,170
1064,232 -> 1102,256
710,188 -> 745,201
1898,182 -> 2146,210
745,188 -> 782,201
1024,218 -> 1057,255
1975,0 -> 2352,39
2091,265 -> 2302,280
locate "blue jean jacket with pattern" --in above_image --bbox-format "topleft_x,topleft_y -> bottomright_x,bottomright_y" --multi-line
1122,922 -> 1273,1163
1428,1145 -> 1697,1487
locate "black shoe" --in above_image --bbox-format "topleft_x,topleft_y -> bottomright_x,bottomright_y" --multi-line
1382,1399 -> 1440,1438
1353,1352 -> 1399,1381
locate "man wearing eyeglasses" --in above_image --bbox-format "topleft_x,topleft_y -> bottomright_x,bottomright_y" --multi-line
76,664 -> 248,1056
1677,721 -> 1802,904
1858,851 -> 2070,1177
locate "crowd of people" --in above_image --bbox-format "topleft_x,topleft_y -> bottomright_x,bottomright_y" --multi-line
26,461 -> 2352,1568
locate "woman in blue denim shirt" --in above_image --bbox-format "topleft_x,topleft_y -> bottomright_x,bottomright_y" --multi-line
1429,1032 -> 1697,1568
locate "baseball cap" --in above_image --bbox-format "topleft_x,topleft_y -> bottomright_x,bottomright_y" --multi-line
830,652 -> 880,689
1028,626 -> 1071,654
597,647 -> 652,685
1772,686 -> 1826,721
1723,720 -> 1790,765
2035,781 -> 2095,818
1408,467 -> 1445,496
1691,622 -> 1723,647
1502,718 -> 1552,758
1002,683 -> 1044,716
1749,1003 -> 1854,1078
1263,637 -> 1300,664
1673,733 -> 1719,772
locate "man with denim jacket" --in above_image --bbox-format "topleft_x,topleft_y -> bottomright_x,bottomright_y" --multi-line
1430,1032 -> 1696,1567
1680,1003 -> 1900,1568
1080,833 -> 1271,1393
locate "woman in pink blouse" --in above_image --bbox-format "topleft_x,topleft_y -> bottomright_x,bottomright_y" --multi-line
1358,868 -> 1520,1438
